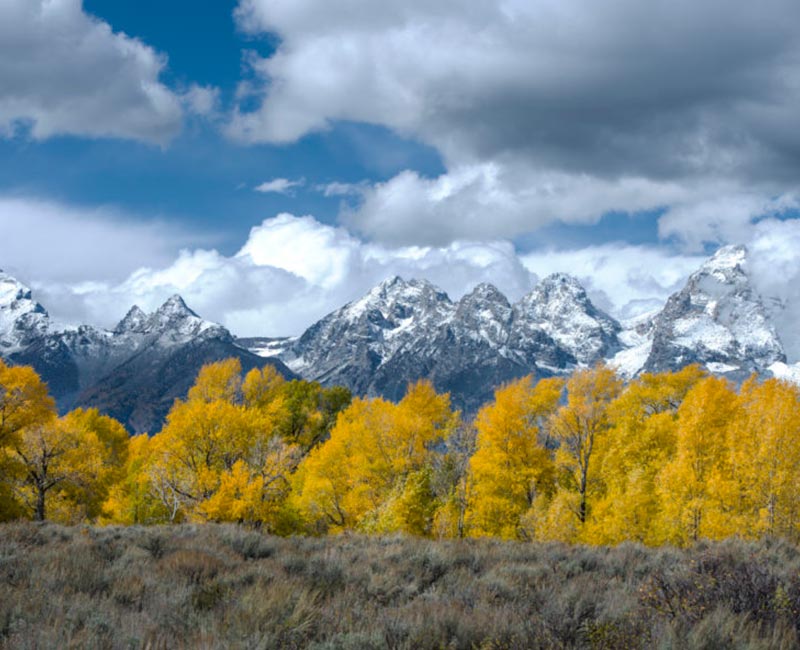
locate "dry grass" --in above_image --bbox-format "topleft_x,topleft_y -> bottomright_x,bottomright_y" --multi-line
1,523 -> 799,648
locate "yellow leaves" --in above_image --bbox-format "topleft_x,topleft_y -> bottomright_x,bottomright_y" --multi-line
293,381 -> 458,535
465,376 -> 562,539
7,355 -> 800,548
655,377 -> 740,545
0,358 -> 55,446
243,365 -> 285,410
1,408 -> 128,523
187,358 -> 243,404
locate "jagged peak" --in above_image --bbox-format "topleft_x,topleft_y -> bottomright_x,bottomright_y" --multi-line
358,276 -> 449,305
696,244 -> 749,282
114,305 -> 148,334
536,272 -> 586,293
517,272 -> 591,310
0,270 -> 33,303
460,282 -> 510,306
155,294 -> 198,318
377,275 -> 406,290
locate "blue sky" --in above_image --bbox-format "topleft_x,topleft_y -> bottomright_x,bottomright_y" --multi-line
1,0 -> 799,335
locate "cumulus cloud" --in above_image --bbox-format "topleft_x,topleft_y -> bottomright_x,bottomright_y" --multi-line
254,178 -> 305,194
658,193 -> 800,252
46,213 -> 537,336
521,245 -> 707,320
342,163 -> 692,245
228,0 -> 800,246
0,0 -> 184,143
181,84 -> 221,118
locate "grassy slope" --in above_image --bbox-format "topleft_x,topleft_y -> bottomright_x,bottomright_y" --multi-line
1,523 -> 799,649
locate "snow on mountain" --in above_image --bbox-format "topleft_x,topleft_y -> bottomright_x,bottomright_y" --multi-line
0,279 -> 292,433
281,276 -> 455,389
644,245 -> 785,376
7,242 -> 800,427
262,272 -> 621,411
0,271 -> 50,354
511,273 -> 621,367
609,310 -> 659,378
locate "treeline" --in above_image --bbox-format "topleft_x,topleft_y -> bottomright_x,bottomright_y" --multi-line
2,358 -> 800,546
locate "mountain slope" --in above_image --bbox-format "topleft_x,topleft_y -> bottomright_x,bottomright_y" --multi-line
259,273 -> 621,412
643,245 -> 785,377
0,274 -> 293,433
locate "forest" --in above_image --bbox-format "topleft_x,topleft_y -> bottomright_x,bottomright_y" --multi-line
3,357 -> 800,547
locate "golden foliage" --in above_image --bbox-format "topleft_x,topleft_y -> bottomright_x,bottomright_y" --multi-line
4,356 -> 800,548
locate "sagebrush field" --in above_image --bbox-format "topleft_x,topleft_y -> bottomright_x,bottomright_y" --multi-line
1,523 -> 800,649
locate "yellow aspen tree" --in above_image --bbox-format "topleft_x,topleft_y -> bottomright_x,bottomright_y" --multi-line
732,378 -> 800,541
242,364 -> 286,410
655,376 -> 739,545
0,360 -> 55,445
102,434 -> 175,525
464,376 -> 563,539
293,381 -> 456,534
431,422 -> 477,539
4,416 -> 110,522
57,408 -> 130,520
544,364 -> 623,540
586,366 -> 704,545
187,358 -> 243,404
0,360 -> 56,520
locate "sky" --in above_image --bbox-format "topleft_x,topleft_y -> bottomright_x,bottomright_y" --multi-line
1,0 -> 800,336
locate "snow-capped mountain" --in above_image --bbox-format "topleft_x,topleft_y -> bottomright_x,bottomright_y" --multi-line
642,245 -> 785,377
0,271 -> 49,353
510,273 -> 621,369
257,272 -> 623,412
246,244 -> 798,412
5,242 -> 799,429
0,273 -> 292,433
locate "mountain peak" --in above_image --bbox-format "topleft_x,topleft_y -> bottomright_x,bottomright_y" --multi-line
699,244 -> 748,280
155,294 -> 197,318
0,271 -> 50,353
514,273 -> 620,365
114,305 -> 148,334
535,272 -> 588,297
378,275 -> 406,290
460,282 -> 510,307
644,243 -> 783,374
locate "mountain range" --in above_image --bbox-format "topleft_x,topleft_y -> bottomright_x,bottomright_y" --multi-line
242,244 -> 799,410
0,276 -> 293,434
3,244 -> 799,430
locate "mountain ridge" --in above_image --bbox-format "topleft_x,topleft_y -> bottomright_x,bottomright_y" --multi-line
3,244 -> 799,426
0,274 -> 294,434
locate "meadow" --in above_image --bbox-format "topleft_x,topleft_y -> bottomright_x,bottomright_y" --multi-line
1,522 -> 799,649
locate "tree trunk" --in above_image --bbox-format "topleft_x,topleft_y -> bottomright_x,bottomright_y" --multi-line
35,487 -> 46,522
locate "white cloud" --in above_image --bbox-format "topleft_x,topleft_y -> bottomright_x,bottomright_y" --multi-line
182,84 -> 221,117
658,193 -> 800,252
0,0 -> 184,143
228,0 -> 800,246
317,181 -> 367,197
0,196 -> 194,285
521,245 -> 707,320
254,178 -> 305,194
342,162 -> 692,245
47,213 -> 536,336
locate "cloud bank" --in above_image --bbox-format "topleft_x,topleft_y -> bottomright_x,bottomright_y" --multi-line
229,0 -> 800,247
0,0 -> 187,143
